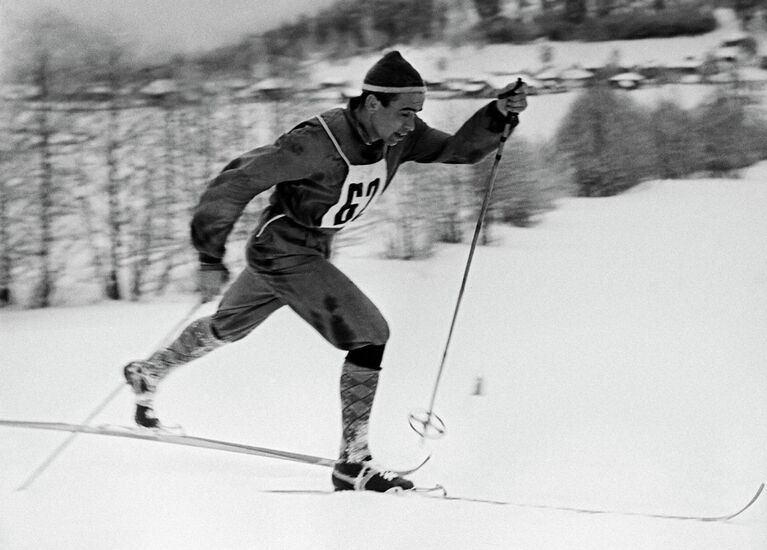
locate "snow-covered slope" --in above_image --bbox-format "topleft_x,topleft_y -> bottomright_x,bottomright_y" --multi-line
1,165 -> 766,549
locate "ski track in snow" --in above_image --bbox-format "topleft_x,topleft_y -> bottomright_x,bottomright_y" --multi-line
1,179 -> 766,548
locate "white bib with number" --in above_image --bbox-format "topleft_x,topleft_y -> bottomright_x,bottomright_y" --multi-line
316,115 -> 388,229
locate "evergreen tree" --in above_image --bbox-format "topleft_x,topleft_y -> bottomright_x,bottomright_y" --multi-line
650,101 -> 702,179
556,85 -> 655,197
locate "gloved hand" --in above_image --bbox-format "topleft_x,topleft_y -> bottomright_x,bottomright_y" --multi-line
198,255 -> 230,303
495,79 -> 528,118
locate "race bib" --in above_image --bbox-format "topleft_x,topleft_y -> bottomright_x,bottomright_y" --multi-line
320,161 -> 387,228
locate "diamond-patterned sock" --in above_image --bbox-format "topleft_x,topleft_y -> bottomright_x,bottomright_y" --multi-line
339,361 -> 380,463
142,316 -> 223,390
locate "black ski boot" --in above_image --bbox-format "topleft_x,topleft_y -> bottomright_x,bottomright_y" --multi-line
332,457 -> 415,492
123,361 -> 161,429
133,404 -> 161,429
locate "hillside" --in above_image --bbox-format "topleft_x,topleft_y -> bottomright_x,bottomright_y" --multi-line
306,7 -> 756,87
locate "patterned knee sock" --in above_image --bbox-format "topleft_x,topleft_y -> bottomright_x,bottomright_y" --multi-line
339,361 -> 380,463
137,316 -> 223,400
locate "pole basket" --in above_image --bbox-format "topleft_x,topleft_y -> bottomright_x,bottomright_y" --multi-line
408,408 -> 447,440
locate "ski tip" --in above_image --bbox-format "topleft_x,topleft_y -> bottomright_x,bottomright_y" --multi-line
393,453 -> 432,476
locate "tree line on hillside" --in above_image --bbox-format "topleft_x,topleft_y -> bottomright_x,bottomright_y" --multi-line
557,86 -> 767,196
253,0 -> 742,63
3,2 -> 758,86
190,0 -> 764,77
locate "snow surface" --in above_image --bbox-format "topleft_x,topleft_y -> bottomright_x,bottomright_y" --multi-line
2,164 -> 767,549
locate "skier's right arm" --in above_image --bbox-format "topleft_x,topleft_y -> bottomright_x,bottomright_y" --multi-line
191,126 -> 318,262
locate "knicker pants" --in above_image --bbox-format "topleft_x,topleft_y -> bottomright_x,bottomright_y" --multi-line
210,215 -> 389,352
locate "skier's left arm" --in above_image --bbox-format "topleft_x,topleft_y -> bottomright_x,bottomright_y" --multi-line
403,81 -> 528,164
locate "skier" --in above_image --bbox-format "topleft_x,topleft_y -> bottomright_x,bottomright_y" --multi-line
124,51 -> 527,492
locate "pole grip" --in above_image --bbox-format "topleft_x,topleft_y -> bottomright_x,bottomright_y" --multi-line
497,77 -> 524,100
498,77 -> 524,131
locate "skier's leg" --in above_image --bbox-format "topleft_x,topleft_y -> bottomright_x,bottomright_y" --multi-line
332,346 -> 412,491
124,315 -> 220,402
250,219 -> 390,463
255,255 -> 412,490
260,254 -> 390,351
257,255 -> 386,451
124,267 -> 284,427
123,314 -> 223,427
338,353 -> 382,462
210,266 -> 285,342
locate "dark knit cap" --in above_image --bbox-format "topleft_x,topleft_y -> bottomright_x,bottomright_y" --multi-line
362,51 -> 426,94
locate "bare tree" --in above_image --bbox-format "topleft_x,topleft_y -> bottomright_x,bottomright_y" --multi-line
0,166 -> 18,306
0,100 -> 26,306
31,52 -> 56,307
103,47 -> 126,300
5,10 -> 99,306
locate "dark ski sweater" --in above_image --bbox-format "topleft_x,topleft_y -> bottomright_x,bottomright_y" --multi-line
192,100 -> 516,261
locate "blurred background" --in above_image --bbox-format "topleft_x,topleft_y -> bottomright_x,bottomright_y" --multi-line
0,0 -> 765,308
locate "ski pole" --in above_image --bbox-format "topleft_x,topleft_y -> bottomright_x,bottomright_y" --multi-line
16,297 -> 207,491
410,78 -> 524,440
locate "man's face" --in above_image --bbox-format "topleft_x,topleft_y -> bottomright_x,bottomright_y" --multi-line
368,92 -> 425,146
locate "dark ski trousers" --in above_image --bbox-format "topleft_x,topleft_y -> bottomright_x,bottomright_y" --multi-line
210,215 -> 389,362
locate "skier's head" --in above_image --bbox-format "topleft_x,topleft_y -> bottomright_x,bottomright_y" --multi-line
354,51 -> 426,146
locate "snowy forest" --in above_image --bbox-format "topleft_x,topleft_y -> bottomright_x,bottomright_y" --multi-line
1,1 -> 766,308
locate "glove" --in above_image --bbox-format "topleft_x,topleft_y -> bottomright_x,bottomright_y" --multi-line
198,254 -> 230,303
495,78 -> 528,119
